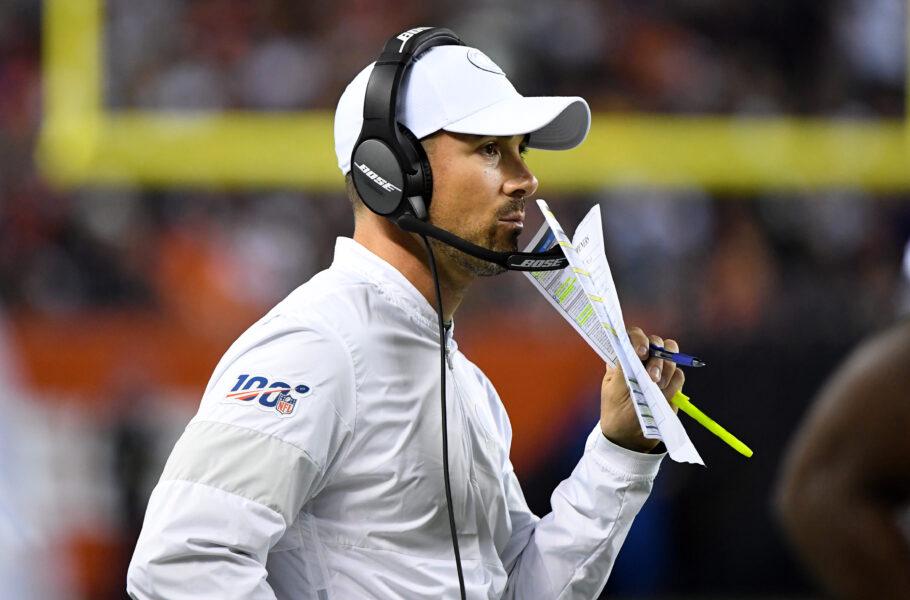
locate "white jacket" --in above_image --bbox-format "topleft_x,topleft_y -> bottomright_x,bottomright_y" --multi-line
127,237 -> 664,600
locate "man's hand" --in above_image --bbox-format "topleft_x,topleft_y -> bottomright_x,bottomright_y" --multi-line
599,327 -> 685,453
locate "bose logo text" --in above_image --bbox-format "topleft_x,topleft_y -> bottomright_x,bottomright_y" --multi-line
355,162 -> 402,193
516,258 -> 565,269
396,27 -> 432,52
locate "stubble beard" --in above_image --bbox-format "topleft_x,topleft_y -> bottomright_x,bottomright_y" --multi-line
429,198 -> 526,277
430,234 -> 510,277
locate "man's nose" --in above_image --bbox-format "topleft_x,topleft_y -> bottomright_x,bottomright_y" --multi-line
503,167 -> 539,199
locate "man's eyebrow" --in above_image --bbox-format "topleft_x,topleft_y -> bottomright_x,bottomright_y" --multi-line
470,134 -> 528,152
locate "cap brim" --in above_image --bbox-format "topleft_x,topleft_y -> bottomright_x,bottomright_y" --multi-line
442,96 -> 590,150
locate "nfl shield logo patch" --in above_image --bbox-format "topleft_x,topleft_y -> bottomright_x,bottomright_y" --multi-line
275,392 -> 298,416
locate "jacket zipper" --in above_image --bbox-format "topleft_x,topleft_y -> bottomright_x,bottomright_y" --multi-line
444,328 -> 454,370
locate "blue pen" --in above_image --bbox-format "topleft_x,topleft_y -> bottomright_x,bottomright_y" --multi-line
649,343 -> 706,368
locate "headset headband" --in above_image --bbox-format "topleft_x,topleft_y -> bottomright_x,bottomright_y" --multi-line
350,27 -> 462,220
359,27 -> 464,146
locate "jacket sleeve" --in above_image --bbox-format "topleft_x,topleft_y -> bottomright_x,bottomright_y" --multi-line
500,426 -> 664,599
127,315 -> 356,600
470,359 -> 664,600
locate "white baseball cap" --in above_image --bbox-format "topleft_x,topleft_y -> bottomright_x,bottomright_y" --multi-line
334,45 -> 591,174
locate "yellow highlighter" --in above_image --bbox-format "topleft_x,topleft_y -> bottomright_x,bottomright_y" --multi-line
671,391 -> 753,458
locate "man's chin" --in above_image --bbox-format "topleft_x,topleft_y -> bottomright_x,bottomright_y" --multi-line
431,238 -> 508,278
470,238 -> 516,276
492,231 -> 521,254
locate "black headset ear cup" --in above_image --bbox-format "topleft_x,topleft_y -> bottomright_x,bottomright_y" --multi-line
398,125 -> 433,211
350,138 -> 407,216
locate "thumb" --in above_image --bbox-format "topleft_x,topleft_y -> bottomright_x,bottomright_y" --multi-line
604,360 -> 626,391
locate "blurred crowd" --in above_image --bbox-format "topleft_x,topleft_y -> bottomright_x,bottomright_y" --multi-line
0,0 -> 908,598
0,0 -> 906,333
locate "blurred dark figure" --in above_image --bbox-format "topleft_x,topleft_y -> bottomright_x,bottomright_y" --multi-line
111,387 -> 158,600
775,319 -> 910,598
113,399 -> 155,543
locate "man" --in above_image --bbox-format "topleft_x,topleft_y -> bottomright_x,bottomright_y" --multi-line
775,320 -> 910,598
127,34 -> 685,599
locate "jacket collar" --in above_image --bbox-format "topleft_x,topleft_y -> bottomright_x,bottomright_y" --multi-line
331,237 -> 456,345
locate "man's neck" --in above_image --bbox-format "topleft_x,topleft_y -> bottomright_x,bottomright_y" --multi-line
353,220 -> 471,323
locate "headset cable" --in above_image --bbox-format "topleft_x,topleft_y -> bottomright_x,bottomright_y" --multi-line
420,234 -> 467,600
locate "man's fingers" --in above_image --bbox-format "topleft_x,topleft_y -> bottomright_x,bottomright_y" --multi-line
628,327 -> 648,359
659,338 -> 679,389
628,327 -> 685,388
664,368 -> 685,413
645,334 -> 664,383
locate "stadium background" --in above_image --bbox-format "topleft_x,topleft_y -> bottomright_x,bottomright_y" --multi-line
1,0 -> 907,597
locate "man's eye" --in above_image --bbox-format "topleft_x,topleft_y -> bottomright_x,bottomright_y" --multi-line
482,142 -> 499,156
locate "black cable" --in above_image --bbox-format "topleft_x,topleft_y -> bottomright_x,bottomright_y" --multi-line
420,234 -> 467,600
398,214 -> 567,272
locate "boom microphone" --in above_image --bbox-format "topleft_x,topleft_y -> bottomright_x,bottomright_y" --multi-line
395,214 -> 567,272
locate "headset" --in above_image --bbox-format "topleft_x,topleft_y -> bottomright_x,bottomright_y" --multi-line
350,26 -> 569,272
350,27 -> 568,599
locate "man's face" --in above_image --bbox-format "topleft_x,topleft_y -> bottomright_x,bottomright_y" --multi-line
422,131 -> 539,277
